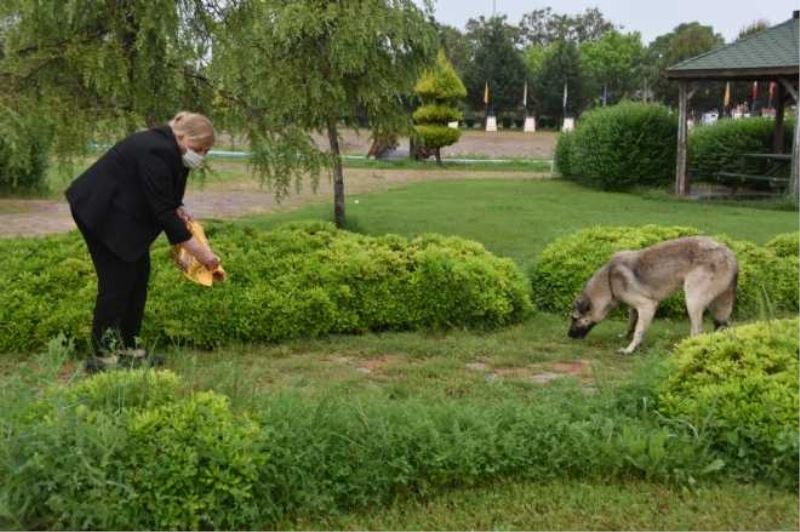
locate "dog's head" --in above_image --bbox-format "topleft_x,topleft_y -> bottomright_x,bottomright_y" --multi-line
568,294 -> 597,339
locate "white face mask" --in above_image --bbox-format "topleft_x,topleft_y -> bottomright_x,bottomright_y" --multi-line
182,148 -> 205,169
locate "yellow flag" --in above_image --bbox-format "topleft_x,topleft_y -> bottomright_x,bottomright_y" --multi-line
723,82 -> 731,108
171,220 -> 226,287
483,81 -> 490,105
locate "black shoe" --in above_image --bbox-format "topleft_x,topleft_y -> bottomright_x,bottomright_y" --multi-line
83,357 -> 108,375
117,348 -> 147,369
145,353 -> 166,368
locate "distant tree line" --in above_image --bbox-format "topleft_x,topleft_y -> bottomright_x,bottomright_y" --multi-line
437,7 -> 774,125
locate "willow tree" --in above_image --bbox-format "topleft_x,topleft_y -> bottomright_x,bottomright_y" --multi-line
210,0 -> 438,227
0,0 -> 214,161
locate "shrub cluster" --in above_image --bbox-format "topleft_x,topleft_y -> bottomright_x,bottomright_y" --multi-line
558,102 -> 677,190
0,221 -> 532,353
530,225 -> 799,318
1,369 -> 264,530
1,365 -> 723,529
659,318 -> 799,487
553,129 -> 574,177
764,231 -> 799,259
689,118 -> 794,188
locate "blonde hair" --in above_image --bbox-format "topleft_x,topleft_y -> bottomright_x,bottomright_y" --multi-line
169,111 -> 215,148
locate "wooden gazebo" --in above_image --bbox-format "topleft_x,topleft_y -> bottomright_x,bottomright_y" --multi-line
666,11 -> 800,200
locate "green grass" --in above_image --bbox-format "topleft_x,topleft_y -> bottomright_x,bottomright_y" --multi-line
2,170 -> 798,530
292,479 -> 798,530
239,178 -> 797,266
338,156 -> 552,172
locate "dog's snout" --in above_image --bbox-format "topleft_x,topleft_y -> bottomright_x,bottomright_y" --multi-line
568,320 -> 594,339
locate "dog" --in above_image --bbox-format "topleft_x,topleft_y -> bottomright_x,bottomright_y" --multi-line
568,236 -> 738,354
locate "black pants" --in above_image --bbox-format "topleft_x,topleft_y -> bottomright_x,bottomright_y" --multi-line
73,211 -> 151,355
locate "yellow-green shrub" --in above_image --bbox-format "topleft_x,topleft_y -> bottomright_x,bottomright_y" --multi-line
529,225 -> 699,314
658,319 -> 799,487
530,225 -> 799,318
0,222 -> 532,353
764,231 -> 799,259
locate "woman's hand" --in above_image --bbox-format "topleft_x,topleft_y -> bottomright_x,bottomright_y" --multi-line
199,252 -> 220,271
177,206 -> 193,223
180,237 -> 220,271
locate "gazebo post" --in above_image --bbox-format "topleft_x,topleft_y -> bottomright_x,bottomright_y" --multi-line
675,81 -> 689,196
773,82 -> 786,153
790,97 -> 799,203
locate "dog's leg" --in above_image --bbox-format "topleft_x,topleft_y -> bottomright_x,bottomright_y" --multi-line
618,302 -> 656,354
625,307 -> 638,339
709,282 -> 736,330
684,271 -> 717,336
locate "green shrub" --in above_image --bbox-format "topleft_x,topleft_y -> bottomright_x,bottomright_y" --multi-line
764,231 -> 799,259
0,222 -> 532,353
0,105 -> 53,192
0,358 -> 748,529
412,104 -> 462,125
554,130 -> 574,178
0,370 -> 264,530
713,235 -> 799,317
659,319 -> 799,487
568,102 -> 677,190
530,225 -> 799,318
689,118 -> 794,188
412,124 -> 462,149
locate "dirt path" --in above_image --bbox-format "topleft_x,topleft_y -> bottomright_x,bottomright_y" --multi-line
0,168 -> 549,238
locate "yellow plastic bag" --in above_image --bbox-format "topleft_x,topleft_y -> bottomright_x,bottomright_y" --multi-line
171,220 -> 226,287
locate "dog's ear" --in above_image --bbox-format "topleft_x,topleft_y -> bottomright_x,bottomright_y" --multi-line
574,295 -> 592,314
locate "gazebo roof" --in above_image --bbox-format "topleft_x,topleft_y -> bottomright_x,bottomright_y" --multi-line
666,13 -> 799,80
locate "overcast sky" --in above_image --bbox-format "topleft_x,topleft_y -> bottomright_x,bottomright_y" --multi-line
427,0 -> 799,44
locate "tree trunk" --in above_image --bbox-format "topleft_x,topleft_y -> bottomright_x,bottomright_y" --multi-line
435,148 -> 441,165
327,118 -> 345,227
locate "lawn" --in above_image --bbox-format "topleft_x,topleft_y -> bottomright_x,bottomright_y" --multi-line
239,178 -> 797,266
1,174 -> 797,530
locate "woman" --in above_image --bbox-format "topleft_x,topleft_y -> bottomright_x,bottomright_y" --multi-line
67,111 -> 220,371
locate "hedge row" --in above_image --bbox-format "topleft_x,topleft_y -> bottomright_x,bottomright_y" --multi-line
0,221 -> 532,353
659,318 -> 799,486
529,225 -> 799,318
689,117 -> 794,188
554,107 -> 795,192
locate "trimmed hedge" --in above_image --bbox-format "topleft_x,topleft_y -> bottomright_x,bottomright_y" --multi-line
764,231 -> 799,259
529,225 -> 699,314
659,318 -> 799,487
554,130 -> 574,178
412,124 -> 462,149
0,221 -> 532,353
561,102 -> 677,190
689,118 -> 794,188
412,104 -> 462,125
529,225 -> 799,318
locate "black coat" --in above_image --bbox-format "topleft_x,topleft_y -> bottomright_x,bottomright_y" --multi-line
67,126 -> 192,262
